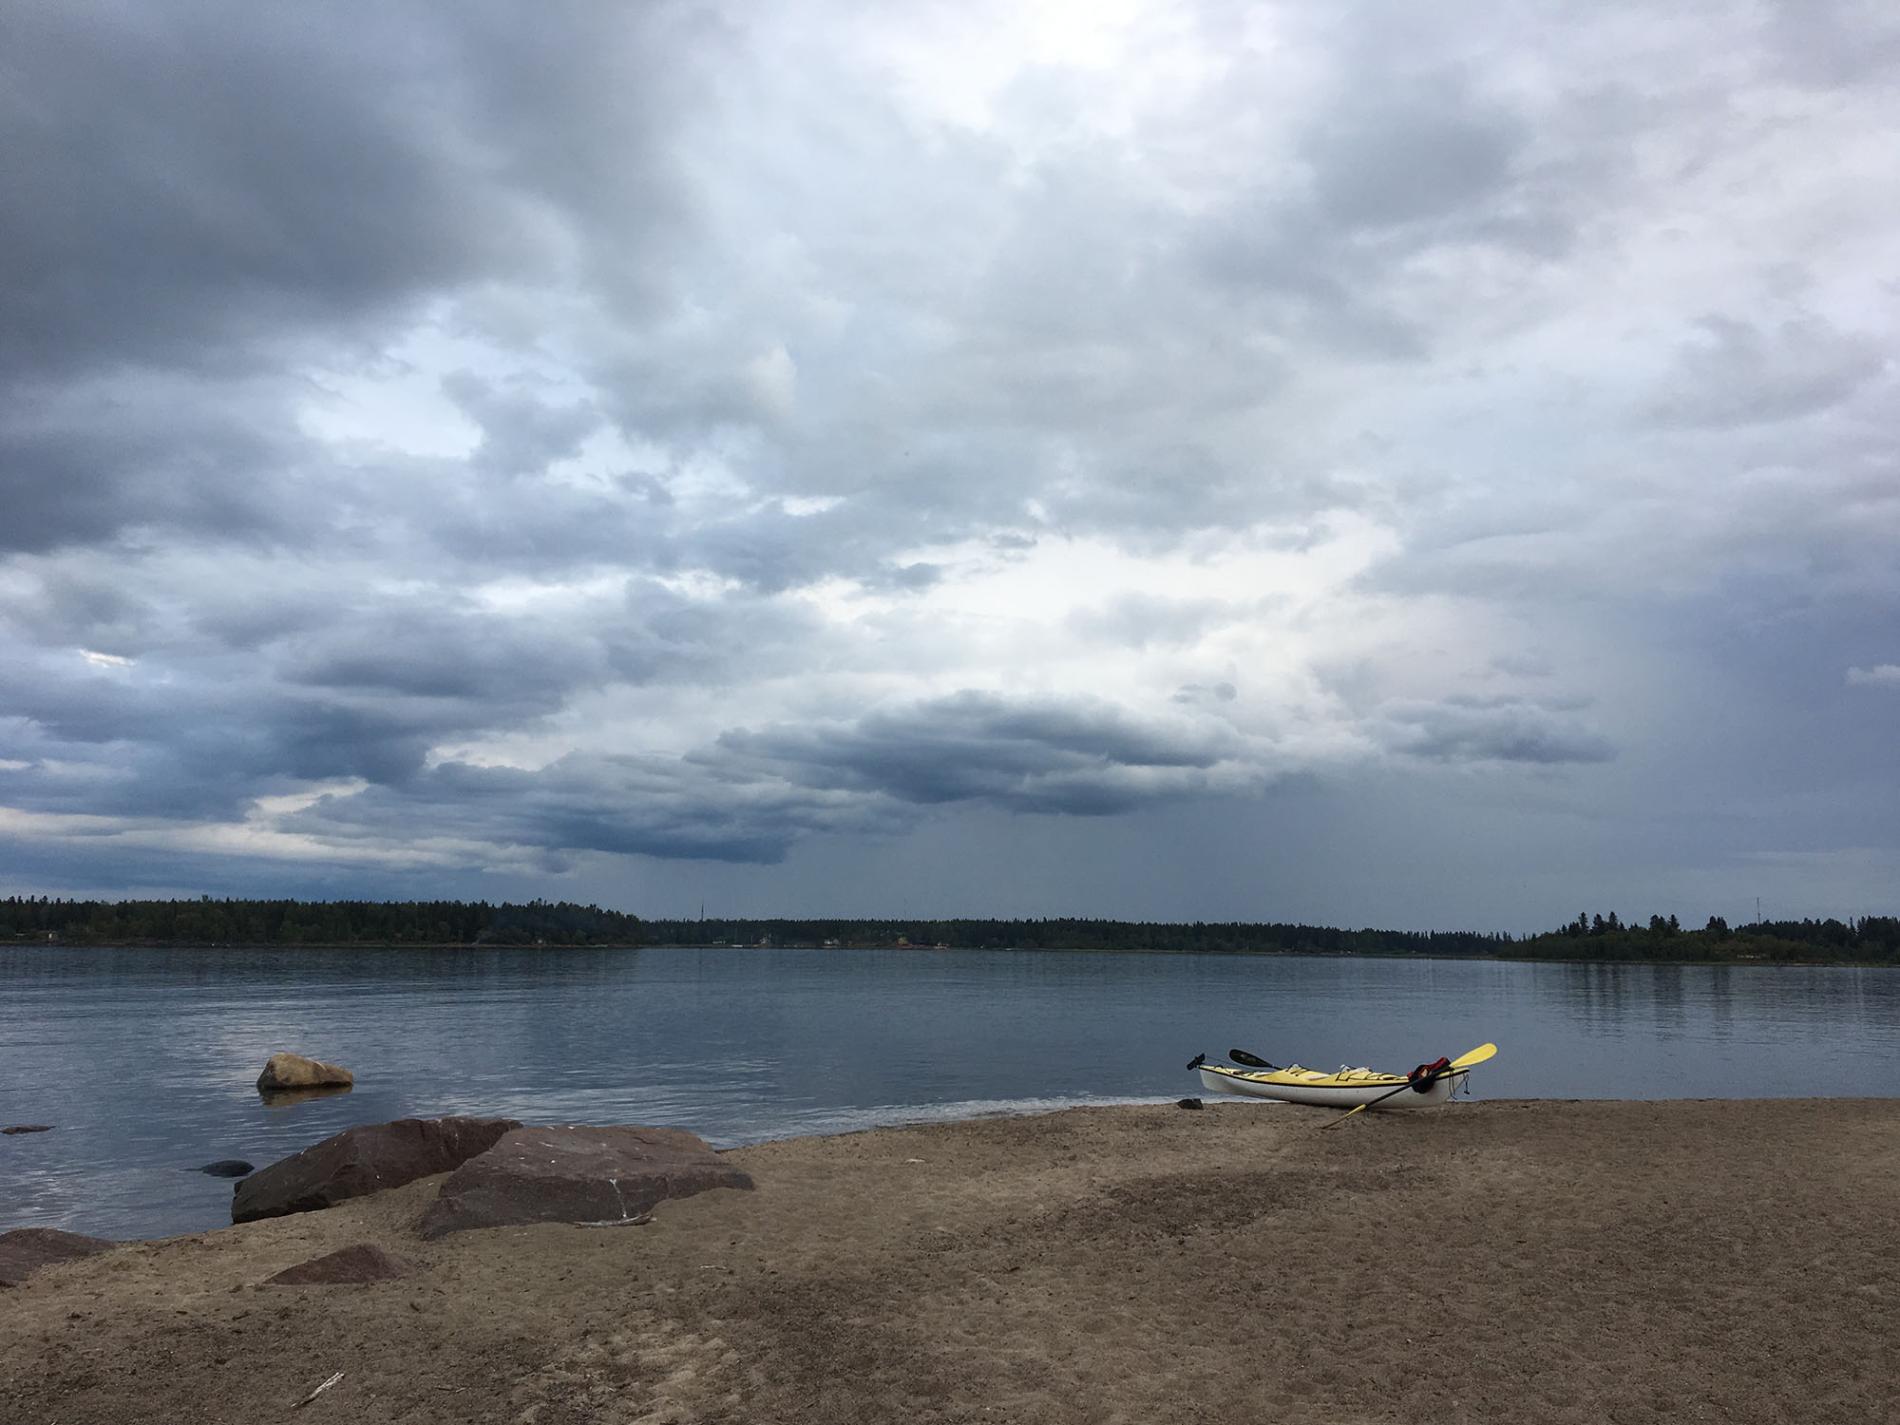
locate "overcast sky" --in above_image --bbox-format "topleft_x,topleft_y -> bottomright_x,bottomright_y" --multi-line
2,1 -> 1896,930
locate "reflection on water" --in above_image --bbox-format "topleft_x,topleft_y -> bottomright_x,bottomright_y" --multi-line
257,1084 -> 355,1109
2,945 -> 1896,1240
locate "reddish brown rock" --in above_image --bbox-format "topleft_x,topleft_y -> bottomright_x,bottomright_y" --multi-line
265,1243 -> 414,1286
232,1116 -> 520,1224
255,1052 -> 353,1091
419,1125 -> 754,1239
0,1228 -> 114,1287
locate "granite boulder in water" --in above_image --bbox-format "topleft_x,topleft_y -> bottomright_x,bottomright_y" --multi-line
419,1125 -> 754,1239
255,1052 -> 354,1091
233,1116 -> 520,1224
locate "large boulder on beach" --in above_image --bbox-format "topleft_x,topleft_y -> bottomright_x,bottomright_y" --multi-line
419,1125 -> 754,1239
266,1243 -> 413,1286
256,1052 -> 353,1091
232,1116 -> 519,1224
0,1228 -> 114,1287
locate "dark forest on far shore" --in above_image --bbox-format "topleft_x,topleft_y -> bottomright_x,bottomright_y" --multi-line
2,896 -> 1896,964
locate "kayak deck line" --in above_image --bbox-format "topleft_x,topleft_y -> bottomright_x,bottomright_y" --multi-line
1202,1063 -> 1421,1088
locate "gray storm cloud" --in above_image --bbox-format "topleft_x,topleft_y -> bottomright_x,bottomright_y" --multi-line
2,0 -> 1897,926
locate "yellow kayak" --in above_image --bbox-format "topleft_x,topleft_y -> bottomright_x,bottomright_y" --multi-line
1194,1043 -> 1497,1109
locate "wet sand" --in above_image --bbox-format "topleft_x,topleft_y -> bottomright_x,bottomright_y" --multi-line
4,1098 -> 1897,1424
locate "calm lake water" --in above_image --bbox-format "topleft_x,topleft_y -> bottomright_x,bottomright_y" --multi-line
3,945 -> 1897,1240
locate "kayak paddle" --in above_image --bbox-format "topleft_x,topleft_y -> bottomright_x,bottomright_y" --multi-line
1319,1041 -> 1498,1131
1227,1048 -> 1281,1070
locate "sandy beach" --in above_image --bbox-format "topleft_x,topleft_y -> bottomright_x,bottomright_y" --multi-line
4,1098 -> 1897,1424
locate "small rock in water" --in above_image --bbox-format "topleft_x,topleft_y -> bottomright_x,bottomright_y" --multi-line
1175,1097 -> 1204,1111
2,1125 -> 54,1135
200,1160 -> 254,1178
255,1052 -> 353,1092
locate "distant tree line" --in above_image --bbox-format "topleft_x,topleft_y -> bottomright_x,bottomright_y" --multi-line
1517,911 -> 1900,964
642,917 -> 1518,957
0,896 -> 643,946
3,897 -> 1895,963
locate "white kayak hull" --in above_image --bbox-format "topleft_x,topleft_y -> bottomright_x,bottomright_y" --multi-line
1198,1063 -> 1466,1109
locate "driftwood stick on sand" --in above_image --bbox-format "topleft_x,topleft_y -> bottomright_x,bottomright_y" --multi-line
293,1371 -> 344,1409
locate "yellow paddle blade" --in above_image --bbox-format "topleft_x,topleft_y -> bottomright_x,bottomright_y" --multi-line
1450,1042 -> 1498,1070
